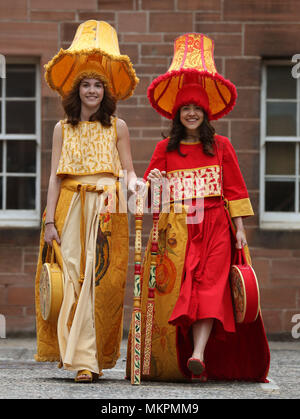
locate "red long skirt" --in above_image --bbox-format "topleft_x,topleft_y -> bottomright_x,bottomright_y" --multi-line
169,200 -> 270,382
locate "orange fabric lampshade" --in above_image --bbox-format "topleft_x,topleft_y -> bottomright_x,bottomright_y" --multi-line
44,20 -> 139,100
148,33 -> 237,120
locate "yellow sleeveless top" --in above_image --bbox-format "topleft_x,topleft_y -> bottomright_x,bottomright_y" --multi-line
56,117 -> 123,177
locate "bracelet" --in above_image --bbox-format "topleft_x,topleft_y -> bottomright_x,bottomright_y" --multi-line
45,221 -> 55,226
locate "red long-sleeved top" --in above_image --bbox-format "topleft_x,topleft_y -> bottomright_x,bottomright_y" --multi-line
144,135 -> 253,218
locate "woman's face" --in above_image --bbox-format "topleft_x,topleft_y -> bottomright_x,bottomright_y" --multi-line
179,104 -> 204,133
79,78 -> 104,109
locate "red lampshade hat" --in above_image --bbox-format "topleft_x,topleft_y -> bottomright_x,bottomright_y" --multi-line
147,33 -> 237,120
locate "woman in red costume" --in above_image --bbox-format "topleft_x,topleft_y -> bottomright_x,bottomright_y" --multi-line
126,33 -> 270,383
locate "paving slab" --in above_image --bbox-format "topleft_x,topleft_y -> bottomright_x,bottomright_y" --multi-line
0,338 -> 299,400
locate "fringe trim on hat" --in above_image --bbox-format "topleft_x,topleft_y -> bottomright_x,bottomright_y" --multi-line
71,71 -> 110,91
147,68 -> 237,120
44,48 -> 139,100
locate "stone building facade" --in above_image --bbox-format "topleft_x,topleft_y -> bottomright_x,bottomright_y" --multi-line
0,0 -> 299,338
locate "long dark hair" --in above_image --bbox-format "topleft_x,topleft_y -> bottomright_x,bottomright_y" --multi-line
166,109 -> 215,156
62,78 -> 116,127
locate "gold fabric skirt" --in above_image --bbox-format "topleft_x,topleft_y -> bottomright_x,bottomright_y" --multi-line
35,174 -> 129,373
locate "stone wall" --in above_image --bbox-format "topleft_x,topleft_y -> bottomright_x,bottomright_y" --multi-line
0,0 -> 299,337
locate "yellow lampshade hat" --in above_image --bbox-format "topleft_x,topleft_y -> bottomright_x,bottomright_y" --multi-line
148,33 -> 237,120
44,20 -> 139,100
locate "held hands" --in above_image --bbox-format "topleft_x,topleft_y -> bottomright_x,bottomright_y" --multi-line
128,177 -> 147,195
44,223 -> 61,247
127,169 -> 166,194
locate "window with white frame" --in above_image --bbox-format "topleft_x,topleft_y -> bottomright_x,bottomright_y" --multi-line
0,60 -> 40,227
260,61 -> 300,229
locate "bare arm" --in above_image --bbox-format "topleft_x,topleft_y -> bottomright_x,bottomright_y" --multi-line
116,118 -> 143,192
44,122 -> 63,246
232,216 -> 247,249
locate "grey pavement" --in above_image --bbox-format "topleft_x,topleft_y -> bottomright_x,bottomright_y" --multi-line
0,337 -> 299,399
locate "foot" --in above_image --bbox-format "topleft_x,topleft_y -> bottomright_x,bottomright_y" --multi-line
191,371 -> 208,383
187,357 -> 205,375
75,369 -> 98,383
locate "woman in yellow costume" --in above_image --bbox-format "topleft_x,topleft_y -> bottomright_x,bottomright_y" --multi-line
35,20 -> 141,382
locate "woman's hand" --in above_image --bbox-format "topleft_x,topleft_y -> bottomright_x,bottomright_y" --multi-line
44,223 -> 61,247
233,216 -> 247,249
128,176 -> 147,195
235,229 -> 247,249
147,168 -> 166,183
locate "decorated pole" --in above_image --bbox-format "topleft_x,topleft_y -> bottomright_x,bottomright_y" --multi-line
131,188 -> 145,385
142,181 -> 161,375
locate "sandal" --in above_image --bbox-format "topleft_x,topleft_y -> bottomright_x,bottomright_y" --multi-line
187,357 -> 205,375
75,369 -> 99,383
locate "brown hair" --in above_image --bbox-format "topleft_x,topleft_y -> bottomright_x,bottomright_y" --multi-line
61,77 -> 116,127
166,109 -> 215,157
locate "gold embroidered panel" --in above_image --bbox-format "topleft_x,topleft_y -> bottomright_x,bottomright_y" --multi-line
163,166 -> 221,204
56,118 -> 123,177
